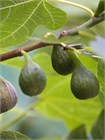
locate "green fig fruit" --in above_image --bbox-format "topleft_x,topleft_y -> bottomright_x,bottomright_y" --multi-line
68,51 -> 100,99
0,76 -> 18,113
19,51 -> 46,96
71,66 -> 100,99
51,45 -> 74,75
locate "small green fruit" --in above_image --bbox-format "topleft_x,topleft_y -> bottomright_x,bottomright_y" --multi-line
71,65 -> 100,99
51,45 -> 74,75
0,76 -> 18,113
69,51 -> 100,99
19,51 -> 46,96
66,50 -> 100,99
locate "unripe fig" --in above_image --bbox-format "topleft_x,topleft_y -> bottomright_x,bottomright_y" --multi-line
19,51 -> 46,96
71,65 -> 100,99
51,45 -> 74,75
0,76 -> 18,113
68,51 -> 100,99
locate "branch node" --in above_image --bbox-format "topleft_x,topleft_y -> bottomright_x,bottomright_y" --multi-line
59,30 -> 69,38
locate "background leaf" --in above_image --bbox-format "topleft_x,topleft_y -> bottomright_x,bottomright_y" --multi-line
65,124 -> 88,139
0,0 -> 67,48
97,59 -> 105,93
17,113 -> 68,139
91,109 -> 105,139
97,59 -> 105,105
0,131 -> 32,140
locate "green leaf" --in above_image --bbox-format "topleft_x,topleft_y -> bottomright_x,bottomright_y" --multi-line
0,48 -> 9,54
97,59 -> 105,105
91,109 -> 105,139
95,0 -> 105,16
0,0 -> 67,48
99,91 -> 104,106
66,124 -> 88,139
97,59 -> 105,93
0,131 -> 32,140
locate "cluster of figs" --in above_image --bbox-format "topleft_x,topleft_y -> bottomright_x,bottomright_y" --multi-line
0,45 -> 100,114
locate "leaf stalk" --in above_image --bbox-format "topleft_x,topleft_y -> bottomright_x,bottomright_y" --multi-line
54,0 -> 94,17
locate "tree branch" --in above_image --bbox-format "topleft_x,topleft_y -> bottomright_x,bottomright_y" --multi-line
0,42 -> 63,61
0,14 -> 105,62
59,14 -> 105,37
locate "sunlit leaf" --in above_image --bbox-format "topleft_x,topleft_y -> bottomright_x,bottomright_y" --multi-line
0,48 -> 9,54
0,0 -> 67,48
0,131 -> 32,140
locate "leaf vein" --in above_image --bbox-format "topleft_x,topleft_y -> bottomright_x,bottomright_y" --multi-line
0,0 -> 43,42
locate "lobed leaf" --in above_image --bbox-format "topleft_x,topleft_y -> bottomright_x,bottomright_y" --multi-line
0,0 -> 67,48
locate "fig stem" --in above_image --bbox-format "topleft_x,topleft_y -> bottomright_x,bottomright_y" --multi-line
66,50 -> 82,68
21,50 -> 32,63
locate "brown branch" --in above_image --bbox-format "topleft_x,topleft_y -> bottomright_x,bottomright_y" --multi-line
0,14 -> 105,62
0,42 -> 64,62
